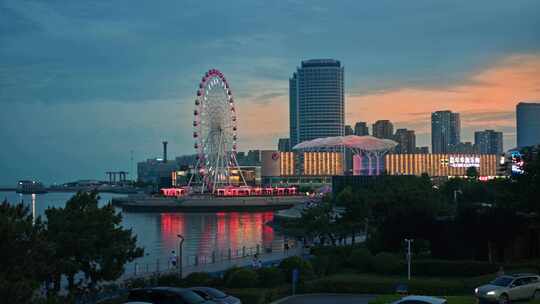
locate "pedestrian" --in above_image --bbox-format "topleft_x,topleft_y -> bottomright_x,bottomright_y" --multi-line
284,242 -> 289,255
251,254 -> 259,268
497,266 -> 505,276
170,250 -> 177,268
257,256 -> 263,269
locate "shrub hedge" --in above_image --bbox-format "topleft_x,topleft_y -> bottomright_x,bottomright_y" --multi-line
348,248 -> 373,273
303,274 -> 471,295
225,268 -> 259,288
372,252 -> 403,275
311,254 -> 341,276
183,272 -> 213,286
257,267 -> 285,288
279,256 -> 315,282
412,260 -> 497,277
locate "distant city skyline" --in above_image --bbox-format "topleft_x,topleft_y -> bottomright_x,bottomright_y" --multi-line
1,1 -> 539,184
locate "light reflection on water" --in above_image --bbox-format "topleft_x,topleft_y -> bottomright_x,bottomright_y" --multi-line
1,191 -> 282,272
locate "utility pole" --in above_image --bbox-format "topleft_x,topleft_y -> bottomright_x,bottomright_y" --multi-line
405,238 -> 414,280
177,234 -> 184,279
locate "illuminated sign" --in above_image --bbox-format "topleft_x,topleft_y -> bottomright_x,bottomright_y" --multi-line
510,151 -> 524,174
448,156 -> 480,168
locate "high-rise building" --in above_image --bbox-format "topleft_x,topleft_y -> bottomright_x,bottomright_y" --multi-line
451,142 -> 476,154
517,102 -> 540,148
394,128 -> 416,154
431,110 -> 461,153
372,120 -> 394,139
345,125 -> 354,135
344,125 -> 354,173
289,59 -> 345,145
289,73 -> 298,147
354,122 -> 369,136
278,138 -> 291,152
415,146 -> 429,154
475,130 -> 503,155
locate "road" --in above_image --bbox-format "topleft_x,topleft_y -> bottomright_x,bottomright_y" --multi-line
275,294 -> 376,304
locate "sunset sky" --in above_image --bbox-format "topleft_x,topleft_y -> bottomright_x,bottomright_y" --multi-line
1,0 -> 539,184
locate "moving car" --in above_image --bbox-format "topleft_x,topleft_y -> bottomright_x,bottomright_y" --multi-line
475,273 -> 540,303
190,287 -> 241,304
391,295 -> 447,304
127,287 -> 216,304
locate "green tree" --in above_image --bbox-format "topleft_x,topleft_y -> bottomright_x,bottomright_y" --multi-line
339,187 -> 370,243
298,201 -> 340,245
466,166 -> 479,179
0,201 -> 52,304
516,146 -> 540,213
363,176 -> 441,253
46,191 -> 143,292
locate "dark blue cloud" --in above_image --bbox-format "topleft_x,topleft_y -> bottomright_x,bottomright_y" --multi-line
0,0 -> 539,184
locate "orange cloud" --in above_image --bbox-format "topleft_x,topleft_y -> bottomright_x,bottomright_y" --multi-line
347,54 -> 540,137
236,95 -> 289,150
237,54 -> 540,150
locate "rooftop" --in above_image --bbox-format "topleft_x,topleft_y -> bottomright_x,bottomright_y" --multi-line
301,59 -> 341,67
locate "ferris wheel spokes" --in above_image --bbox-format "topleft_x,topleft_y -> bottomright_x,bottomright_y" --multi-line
188,69 -> 245,194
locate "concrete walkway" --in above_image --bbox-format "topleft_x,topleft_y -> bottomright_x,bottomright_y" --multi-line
121,244 -> 306,281
273,294 -> 376,304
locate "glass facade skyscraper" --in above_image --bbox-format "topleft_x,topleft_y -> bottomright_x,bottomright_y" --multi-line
516,102 -> 540,149
289,73 -> 298,147
289,59 -> 344,146
354,121 -> 369,136
394,128 -> 416,154
474,130 -> 503,155
431,110 -> 461,153
372,120 -> 394,139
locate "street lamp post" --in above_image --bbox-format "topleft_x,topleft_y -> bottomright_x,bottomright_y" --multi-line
177,234 -> 184,279
405,238 -> 414,280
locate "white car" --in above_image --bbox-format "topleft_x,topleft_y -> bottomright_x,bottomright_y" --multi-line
391,295 -> 447,304
475,274 -> 540,303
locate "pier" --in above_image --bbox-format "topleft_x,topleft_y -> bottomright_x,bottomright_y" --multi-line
112,195 -> 306,212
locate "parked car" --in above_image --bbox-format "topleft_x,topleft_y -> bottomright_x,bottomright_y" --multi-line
475,273 -> 540,303
391,295 -> 447,304
190,287 -> 241,304
127,287 -> 216,304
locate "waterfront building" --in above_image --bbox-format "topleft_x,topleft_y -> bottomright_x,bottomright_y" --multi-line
137,158 -> 179,187
303,152 -> 343,176
432,110 -> 461,153
394,128 -> 416,154
516,102 -> 540,148
289,59 -> 345,146
261,151 -> 342,177
385,154 -> 497,177
354,122 -> 369,136
451,142 -> 477,154
475,130 -> 503,155
237,150 -> 262,166
16,180 -> 46,194
415,146 -> 430,154
372,120 -> 394,139
278,138 -> 291,152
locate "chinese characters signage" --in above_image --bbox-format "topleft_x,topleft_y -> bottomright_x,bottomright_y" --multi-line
448,156 -> 480,168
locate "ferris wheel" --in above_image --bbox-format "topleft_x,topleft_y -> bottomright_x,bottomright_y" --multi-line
190,69 -> 246,193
